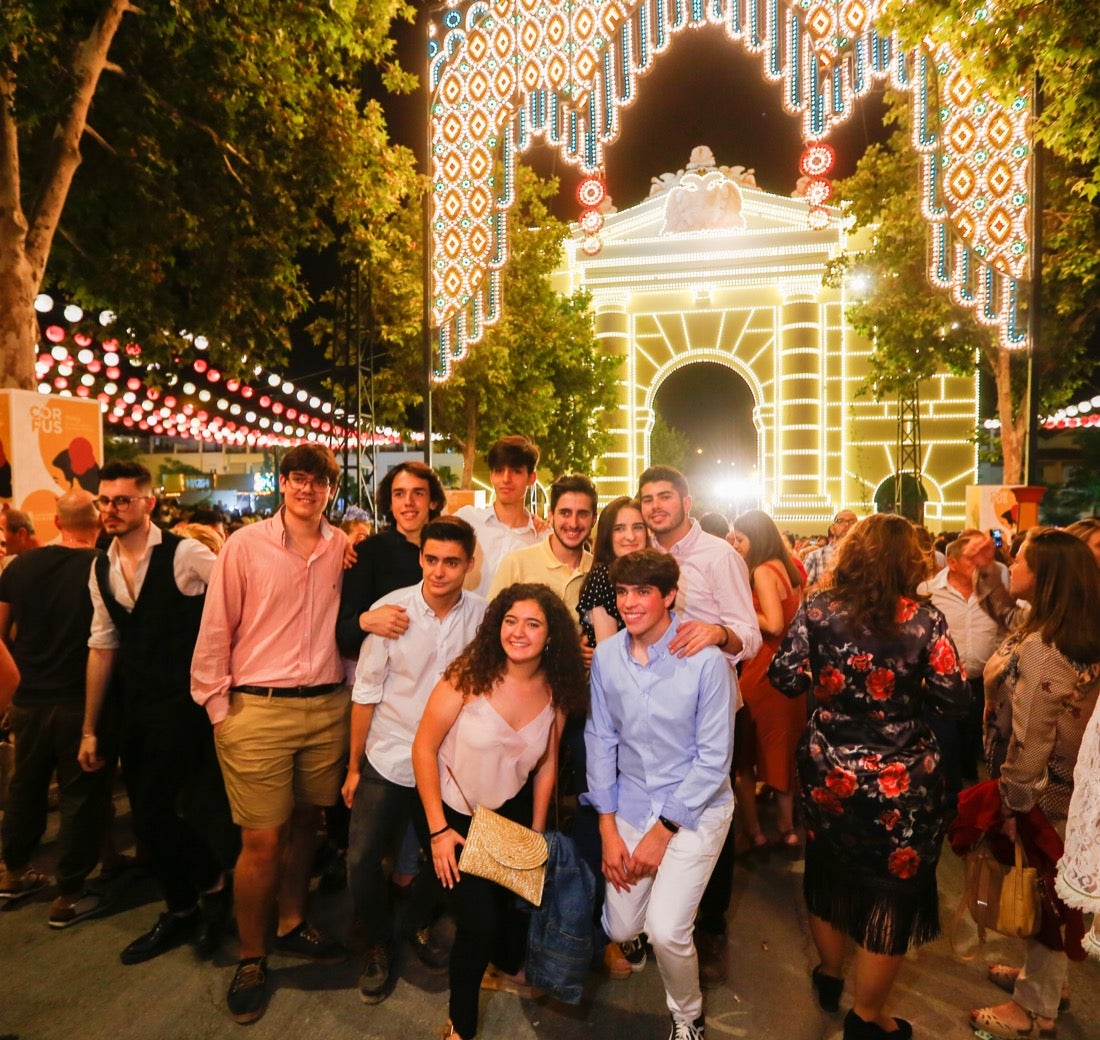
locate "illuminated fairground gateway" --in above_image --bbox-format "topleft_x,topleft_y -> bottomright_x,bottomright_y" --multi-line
552,149 -> 977,531
426,1 -> 1032,529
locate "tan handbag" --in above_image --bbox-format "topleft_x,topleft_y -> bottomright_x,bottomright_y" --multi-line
445,759 -> 550,907
960,838 -> 1040,945
457,804 -> 549,907
995,839 -> 1041,939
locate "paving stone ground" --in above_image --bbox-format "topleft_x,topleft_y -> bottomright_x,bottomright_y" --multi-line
2,787 -> 1097,1040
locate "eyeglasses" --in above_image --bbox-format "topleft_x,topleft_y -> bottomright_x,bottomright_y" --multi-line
94,495 -> 142,511
285,473 -> 332,492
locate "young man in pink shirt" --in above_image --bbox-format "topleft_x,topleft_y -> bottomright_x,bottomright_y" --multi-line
192,444 -> 349,1024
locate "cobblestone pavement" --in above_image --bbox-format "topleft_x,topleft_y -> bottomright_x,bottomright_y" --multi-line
2,790 -> 1097,1040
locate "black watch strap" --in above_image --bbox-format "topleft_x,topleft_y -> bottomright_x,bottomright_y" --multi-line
658,815 -> 680,835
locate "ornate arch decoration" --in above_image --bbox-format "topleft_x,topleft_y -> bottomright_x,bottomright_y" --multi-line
427,0 -> 1030,379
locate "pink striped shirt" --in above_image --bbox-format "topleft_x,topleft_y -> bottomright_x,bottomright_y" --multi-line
191,512 -> 348,724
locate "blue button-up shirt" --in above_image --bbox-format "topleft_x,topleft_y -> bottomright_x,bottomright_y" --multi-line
583,613 -> 734,832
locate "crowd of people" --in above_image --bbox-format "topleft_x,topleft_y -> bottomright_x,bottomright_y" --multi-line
0,434 -> 1098,1040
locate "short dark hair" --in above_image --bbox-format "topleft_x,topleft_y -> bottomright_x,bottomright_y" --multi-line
698,511 -> 730,538
279,444 -> 340,486
609,548 -> 680,596
377,461 -> 447,526
487,435 -> 539,474
549,473 -> 597,513
637,465 -> 689,499
420,515 -> 476,559
99,460 -> 152,491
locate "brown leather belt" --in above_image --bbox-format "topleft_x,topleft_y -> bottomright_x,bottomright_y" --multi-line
232,683 -> 342,699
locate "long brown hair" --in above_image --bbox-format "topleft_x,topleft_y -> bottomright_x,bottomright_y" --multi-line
1018,529 -> 1100,663
590,496 -> 644,568
730,509 -> 801,588
444,583 -> 588,716
825,514 -> 927,636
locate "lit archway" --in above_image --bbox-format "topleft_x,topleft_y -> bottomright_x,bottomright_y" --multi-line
427,1 -> 1030,377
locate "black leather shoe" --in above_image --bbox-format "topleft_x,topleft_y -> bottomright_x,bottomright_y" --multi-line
842,1010 -> 913,1040
196,888 -> 233,959
410,925 -> 449,971
120,909 -> 200,965
227,957 -> 268,1024
812,965 -> 844,1013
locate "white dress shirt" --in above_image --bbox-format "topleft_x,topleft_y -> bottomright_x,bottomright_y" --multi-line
88,525 -> 216,650
352,581 -> 488,787
455,503 -> 547,598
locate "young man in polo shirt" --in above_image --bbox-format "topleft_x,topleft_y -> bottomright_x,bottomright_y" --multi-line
585,549 -> 734,1040
488,472 -> 596,617
192,444 -> 349,1024
455,435 -> 547,597
343,515 -> 487,1004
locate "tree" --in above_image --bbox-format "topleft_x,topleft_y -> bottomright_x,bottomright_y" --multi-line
825,94 -> 1098,483
0,1 -> 419,390
369,165 -> 618,486
886,2 -> 1100,199
650,414 -> 691,473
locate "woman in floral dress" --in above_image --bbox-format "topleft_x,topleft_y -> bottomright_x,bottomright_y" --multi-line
769,514 -> 968,1040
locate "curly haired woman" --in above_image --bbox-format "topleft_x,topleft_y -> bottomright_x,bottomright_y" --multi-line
412,583 -> 587,1040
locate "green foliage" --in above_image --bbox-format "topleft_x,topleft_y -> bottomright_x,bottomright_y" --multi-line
369,164 -> 618,483
3,1 -> 419,377
649,414 -> 691,473
886,1 -> 1100,200
826,91 -> 1098,483
823,96 -> 992,400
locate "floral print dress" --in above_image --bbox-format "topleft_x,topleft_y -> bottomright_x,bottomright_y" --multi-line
769,592 -> 969,955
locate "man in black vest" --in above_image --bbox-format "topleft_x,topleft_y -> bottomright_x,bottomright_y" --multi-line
78,461 -> 233,963
0,490 -> 112,926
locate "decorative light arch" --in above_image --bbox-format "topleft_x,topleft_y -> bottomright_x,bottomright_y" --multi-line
428,0 -> 1031,378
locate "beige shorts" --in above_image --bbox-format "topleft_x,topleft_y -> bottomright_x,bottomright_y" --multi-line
214,687 -> 350,830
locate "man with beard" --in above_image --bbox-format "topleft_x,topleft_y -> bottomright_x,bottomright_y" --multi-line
78,462 -> 230,963
489,472 -> 596,617
637,465 -> 760,987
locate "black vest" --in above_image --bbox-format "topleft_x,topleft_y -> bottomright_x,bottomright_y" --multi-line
95,530 -> 206,707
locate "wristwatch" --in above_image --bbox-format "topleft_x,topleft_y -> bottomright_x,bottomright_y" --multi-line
658,815 -> 680,835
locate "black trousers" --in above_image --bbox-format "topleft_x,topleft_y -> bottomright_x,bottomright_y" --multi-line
346,755 -> 436,946
1,701 -> 113,895
120,696 -> 231,913
445,785 -> 533,1040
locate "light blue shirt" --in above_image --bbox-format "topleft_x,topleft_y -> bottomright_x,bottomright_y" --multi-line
583,613 -> 734,832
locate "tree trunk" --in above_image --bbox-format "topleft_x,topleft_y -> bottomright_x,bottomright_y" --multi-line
0,264 -> 38,390
990,347 -> 1024,484
0,0 -> 133,389
460,394 -> 478,488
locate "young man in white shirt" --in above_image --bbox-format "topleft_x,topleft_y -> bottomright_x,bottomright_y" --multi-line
456,435 -> 547,598
344,516 -> 488,1004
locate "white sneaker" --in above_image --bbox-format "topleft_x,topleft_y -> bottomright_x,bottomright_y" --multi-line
668,1014 -> 706,1040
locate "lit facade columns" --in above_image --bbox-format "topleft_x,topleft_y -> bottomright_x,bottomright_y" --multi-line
772,285 -> 832,526
592,293 -> 633,503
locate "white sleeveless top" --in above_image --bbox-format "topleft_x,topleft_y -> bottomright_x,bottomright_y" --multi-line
438,694 -> 554,815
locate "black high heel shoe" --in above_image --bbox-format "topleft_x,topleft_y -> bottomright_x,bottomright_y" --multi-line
842,1010 -> 913,1040
811,965 -> 844,1013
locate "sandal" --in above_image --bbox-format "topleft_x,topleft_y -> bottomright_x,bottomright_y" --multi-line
0,868 -> 50,900
970,1002 -> 1057,1039
987,964 -> 1069,1012
742,832 -> 769,858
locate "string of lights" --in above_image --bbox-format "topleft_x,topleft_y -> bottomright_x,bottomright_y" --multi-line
426,0 -> 1032,378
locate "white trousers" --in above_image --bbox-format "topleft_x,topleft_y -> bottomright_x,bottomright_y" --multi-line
601,801 -> 733,1023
